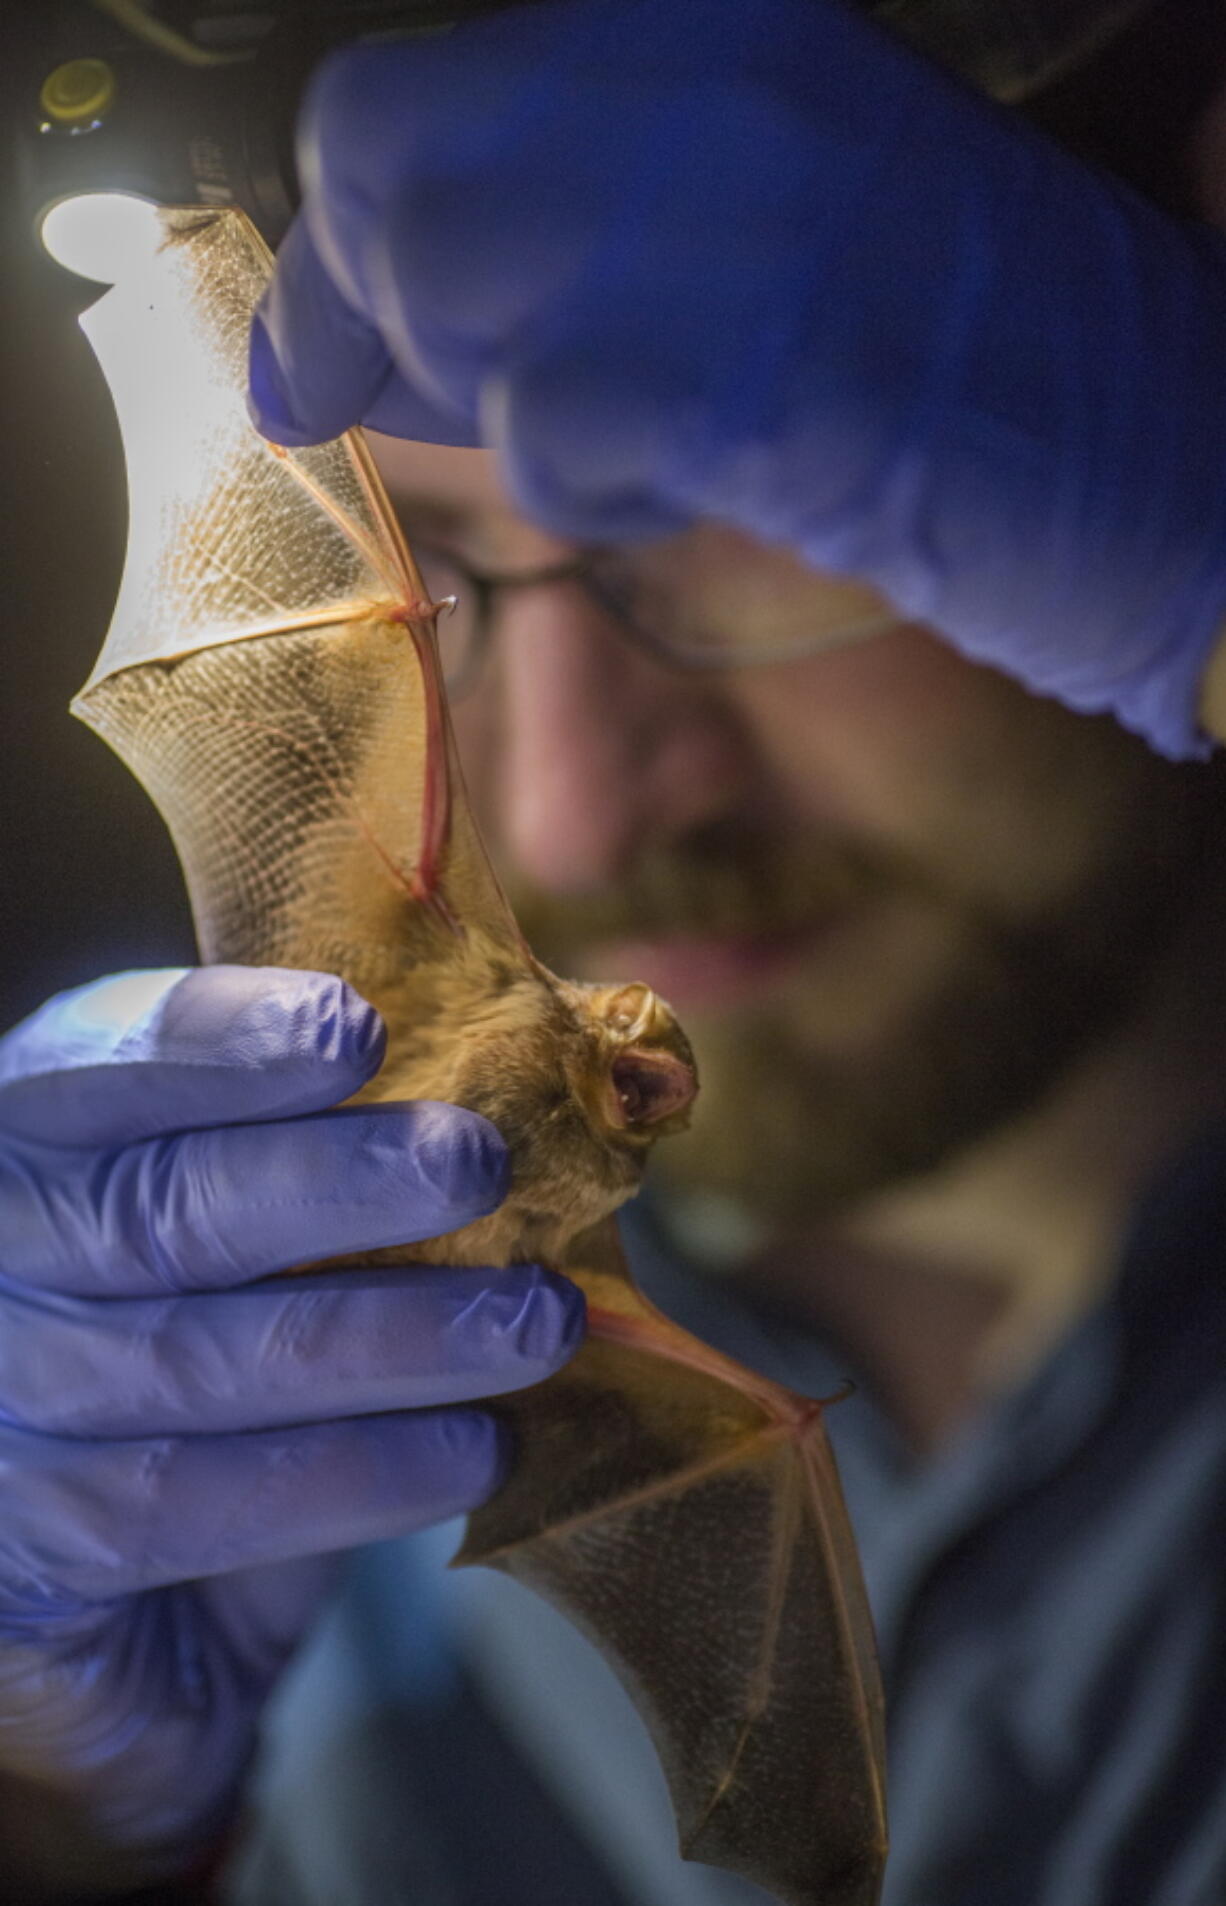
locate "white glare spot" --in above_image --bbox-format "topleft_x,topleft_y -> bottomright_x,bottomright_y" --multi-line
40,191 -> 162,285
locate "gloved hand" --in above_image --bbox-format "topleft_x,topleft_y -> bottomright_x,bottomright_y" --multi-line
249,0 -> 1226,760
0,965 -> 583,1887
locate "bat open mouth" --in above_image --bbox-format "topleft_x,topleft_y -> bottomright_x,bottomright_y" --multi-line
611,1047 -> 697,1129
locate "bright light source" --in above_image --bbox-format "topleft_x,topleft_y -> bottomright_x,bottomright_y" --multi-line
40,190 -> 162,285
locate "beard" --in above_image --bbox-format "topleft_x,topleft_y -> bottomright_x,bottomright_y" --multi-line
503,776 -> 1217,1234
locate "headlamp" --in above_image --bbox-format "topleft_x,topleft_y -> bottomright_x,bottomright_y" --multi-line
16,0 -> 1157,259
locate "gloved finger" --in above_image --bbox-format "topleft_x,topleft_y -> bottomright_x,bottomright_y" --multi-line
249,213 -> 479,448
0,1263 -> 584,1434
291,27 -> 710,527
0,1407 -> 506,1606
293,26 -> 607,437
0,967 -> 385,1149
0,1102 -> 507,1297
249,213 -> 393,444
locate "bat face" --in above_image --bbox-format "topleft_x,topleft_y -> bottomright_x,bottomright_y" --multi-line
375,963 -> 699,1267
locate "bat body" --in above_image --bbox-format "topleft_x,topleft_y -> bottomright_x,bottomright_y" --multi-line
62,196 -> 886,1905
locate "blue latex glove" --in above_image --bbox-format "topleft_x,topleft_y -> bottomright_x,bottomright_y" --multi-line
249,0 -> 1226,760
0,965 -> 583,1881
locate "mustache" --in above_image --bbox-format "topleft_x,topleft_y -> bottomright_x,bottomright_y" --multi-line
503,801 -> 1202,1016
505,818 -> 918,952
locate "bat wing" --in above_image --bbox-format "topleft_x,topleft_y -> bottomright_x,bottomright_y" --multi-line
67,201 -> 400,682
459,1221 -> 886,1906
66,196 -> 520,976
60,197 -> 886,1904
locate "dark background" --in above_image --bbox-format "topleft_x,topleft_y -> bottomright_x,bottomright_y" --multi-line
1,13 -> 195,1031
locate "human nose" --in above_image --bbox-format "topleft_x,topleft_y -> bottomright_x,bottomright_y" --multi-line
484,579 -> 751,893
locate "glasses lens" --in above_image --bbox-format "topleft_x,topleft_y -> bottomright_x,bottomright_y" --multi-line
586,522 -> 900,667
411,545 -> 483,692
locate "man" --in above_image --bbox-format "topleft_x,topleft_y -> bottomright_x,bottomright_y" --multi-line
5,0 -> 1226,1901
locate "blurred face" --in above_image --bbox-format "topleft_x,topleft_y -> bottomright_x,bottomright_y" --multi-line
378,440 -> 1212,1232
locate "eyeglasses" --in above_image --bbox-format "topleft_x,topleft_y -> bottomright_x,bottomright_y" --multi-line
409,521 -> 901,696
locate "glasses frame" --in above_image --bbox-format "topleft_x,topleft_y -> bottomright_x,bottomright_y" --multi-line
413,538 -> 899,696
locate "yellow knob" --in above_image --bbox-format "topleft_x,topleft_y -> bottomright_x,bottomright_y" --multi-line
40,58 -> 116,127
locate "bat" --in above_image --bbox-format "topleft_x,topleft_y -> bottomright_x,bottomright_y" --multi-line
54,192 -> 887,1906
